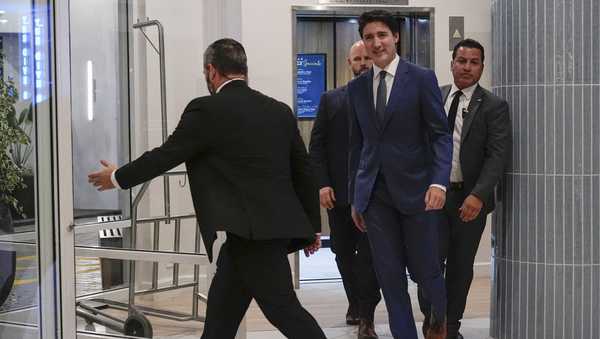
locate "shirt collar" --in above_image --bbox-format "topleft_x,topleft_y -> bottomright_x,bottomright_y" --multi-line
373,54 -> 400,80
216,78 -> 245,94
450,82 -> 478,100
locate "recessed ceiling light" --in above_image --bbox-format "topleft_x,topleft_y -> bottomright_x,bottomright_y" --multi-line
0,10 -> 6,15
0,19 -> 8,24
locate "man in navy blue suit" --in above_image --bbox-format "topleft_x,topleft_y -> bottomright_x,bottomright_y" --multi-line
347,10 -> 453,339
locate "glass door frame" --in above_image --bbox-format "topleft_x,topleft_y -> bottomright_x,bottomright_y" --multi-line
54,0 -> 78,336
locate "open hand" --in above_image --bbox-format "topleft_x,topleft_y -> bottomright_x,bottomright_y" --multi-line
88,160 -> 118,191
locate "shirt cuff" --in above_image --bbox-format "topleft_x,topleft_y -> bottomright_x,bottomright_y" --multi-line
110,170 -> 122,190
429,184 -> 446,192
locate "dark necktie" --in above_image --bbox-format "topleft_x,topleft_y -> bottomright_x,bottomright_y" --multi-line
447,90 -> 463,133
376,70 -> 387,125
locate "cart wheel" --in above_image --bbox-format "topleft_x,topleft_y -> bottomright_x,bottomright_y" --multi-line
124,312 -> 153,338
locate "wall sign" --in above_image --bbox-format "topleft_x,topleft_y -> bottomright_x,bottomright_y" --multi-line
296,53 -> 327,119
449,16 -> 465,51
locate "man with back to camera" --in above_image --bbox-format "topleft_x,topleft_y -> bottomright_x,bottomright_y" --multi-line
347,10 -> 453,339
417,39 -> 511,339
309,40 -> 381,339
87,38 -> 327,339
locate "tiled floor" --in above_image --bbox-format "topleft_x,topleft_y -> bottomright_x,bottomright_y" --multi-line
0,241 -> 494,338
247,318 -> 492,339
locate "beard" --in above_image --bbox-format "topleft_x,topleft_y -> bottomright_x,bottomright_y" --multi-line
353,65 -> 369,77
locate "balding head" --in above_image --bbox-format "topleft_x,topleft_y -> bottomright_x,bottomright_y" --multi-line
347,40 -> 372,77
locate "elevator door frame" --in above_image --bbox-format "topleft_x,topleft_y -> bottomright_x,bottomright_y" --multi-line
292,5 -> 436,114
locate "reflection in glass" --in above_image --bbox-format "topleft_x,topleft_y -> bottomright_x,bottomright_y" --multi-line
0,0 -> 44,330
0,243 -> 38,325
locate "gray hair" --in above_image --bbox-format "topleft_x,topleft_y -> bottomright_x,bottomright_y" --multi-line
203,38 -> 248,76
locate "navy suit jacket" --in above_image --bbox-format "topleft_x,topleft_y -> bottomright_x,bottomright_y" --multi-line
309,86 -> 350,206
348,59 -> 452,214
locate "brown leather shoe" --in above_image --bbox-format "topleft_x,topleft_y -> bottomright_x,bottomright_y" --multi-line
357,319 -> 378,339
422,316 -> 430,337
426,320 -> 447,339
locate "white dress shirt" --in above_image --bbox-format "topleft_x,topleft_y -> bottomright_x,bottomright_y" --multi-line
445,82 -> 478,183
110,78 -> 246,189
372,54 -> 399,106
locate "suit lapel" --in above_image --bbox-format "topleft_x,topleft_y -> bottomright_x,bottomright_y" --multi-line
461,85 -> 484,143
441,85 -> 451,104
381,60 -> 409,131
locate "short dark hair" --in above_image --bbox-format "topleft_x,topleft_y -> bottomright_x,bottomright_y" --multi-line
358,10 -> 399,38
452,39 -> 485,63
203,38 -> 248,76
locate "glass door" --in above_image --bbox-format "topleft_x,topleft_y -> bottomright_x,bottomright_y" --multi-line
61,1 -> 227,338
0,0 -> 62,338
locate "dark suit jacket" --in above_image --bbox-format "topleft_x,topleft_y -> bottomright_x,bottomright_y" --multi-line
115,81 -> 321,261
441,84 -> 511,213
309,86 -> 350,206
348,60 -> 453,214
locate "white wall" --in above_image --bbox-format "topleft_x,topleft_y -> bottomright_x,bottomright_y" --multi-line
129,0 -> 205,289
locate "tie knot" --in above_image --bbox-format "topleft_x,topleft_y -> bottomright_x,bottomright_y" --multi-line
379,70 -> 387,80
453,90 -> 463,99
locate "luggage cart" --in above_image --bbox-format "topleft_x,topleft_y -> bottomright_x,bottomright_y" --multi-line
76,171 -> 208,337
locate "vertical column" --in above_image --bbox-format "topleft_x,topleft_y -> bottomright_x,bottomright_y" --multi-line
490,0 -> 600,338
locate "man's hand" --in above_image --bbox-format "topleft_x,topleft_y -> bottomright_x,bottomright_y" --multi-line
319,187 -> 336,209
425,186 -> 446,211
88,160 -> 118,191
459,194 -> 483,222
351,206 -> 367,232
303,233 -> 322,257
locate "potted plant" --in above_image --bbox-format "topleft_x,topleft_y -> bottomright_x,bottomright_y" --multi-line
0,51 -> 21,307
0,51 -> 29,229
9,103 -> 34,220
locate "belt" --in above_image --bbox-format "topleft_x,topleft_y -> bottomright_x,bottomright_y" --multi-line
449,182 -> 464,191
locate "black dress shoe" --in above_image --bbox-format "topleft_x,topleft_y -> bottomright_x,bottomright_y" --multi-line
346,307 -> 360,325
447,321 -> 462,339
357,319 -> 378,339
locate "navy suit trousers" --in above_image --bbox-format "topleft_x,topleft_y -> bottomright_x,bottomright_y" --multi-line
364,175 -> 447,339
